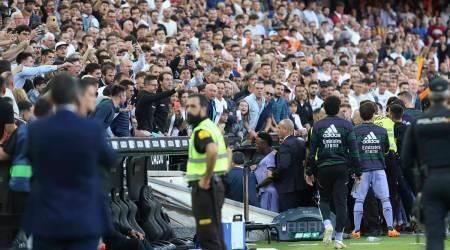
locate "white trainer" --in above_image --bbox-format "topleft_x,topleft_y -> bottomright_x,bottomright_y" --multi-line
334,240 -> 347,249
323,224 -> 333,245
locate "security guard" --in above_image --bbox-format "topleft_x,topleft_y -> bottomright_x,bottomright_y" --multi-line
401,78 -> 450,250
185,93 -> 230,250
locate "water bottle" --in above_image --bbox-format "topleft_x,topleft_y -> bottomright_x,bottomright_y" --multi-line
367,236 -> 381,242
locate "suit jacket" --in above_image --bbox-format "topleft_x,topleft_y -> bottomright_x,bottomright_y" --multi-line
273,135 -> 307,194
24,109 -> 117,238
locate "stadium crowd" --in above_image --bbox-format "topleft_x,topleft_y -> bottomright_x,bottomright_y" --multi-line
0,0 -> 449,246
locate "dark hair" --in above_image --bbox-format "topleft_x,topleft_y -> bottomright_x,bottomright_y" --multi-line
232,151 -> 245,165
41,49 -> 54,56
79,77 -> 98,93
289,100 -> 298,106
15,25 -> 31,34
135,71 -> 146,79
399,81 -> 409,88
34,97 -> 53,117
119,79 -> 134,88
309,81 -> 319,86
0,60 -> 11,74
359,102 -> 376,121
18,100 -> 32,112
389,104 -> 404,120
110,84 -> 126,97
144,75 -> 158,85
16,52 -> 33,64
397,91 -> 412,100
386,96 -> 404,112
50,73 -> 80,105
158,71 -> 172,83
188,93 -> 209,108
257,131 -> 273,147
33,76 -> 46,88
84,63 -> 101,74
101,63 -> 115,75
323,96 -> 341,115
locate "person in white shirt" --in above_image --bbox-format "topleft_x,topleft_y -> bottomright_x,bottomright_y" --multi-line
308,81 -> 323,111
340,81 -> 359,112
303,1 -> 319,27
159,8 -> 177,37
349,81 -> 375,108
389,45 -> 406,66
373,80 -> 394,111
214,81 -> 228,124
318,58 -> 333,82
338,60 -> 351,85
245,14 -> 266,36
152,27 -> 167,53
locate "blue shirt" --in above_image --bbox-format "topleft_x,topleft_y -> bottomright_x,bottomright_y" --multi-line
224,166 -> 259,207
254,151 -> 277,195
244,94 -> 266,130
110,106 -> 131,137
14,65 -> 58,88
90,100 -> 116,133
271,96 -> 288,124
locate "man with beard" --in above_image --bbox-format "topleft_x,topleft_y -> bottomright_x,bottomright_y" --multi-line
308,81 -> 324,111
185,94 -> 230,250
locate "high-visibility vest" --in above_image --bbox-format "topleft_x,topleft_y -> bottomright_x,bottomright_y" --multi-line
9,124 -> 32,192
374,115 -> 397,153
186,119 -> 229,181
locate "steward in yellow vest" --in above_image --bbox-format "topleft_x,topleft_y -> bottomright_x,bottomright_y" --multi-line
185,93 -> 230,250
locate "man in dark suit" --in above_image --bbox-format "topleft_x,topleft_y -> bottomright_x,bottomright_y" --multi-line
268,119 -> 313,212
224,152 -> 259,207
24,73 -> 117,250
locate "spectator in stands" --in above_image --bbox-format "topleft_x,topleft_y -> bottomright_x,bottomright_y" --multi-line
110,80 -> 134,137
13,52 -> 72,88
90,85 -> 127,136
244,81 -> 266,136
272,82 -> 289,124
27,76 -> 46,105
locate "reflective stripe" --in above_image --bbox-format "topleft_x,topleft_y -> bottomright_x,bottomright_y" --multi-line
10,164 -> 32,178
187,153 -> 228,164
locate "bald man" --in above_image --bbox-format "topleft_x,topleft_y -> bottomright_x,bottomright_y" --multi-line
205,84 -> 218,121
268,119 -> 311,212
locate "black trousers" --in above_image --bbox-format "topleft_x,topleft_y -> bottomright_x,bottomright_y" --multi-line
423,170 -> 450,250
191,177 -> 226,250
104,231 -> 152,250
385,152 -> 400,224
278,188 -> 315,213
317,165 -> 348,232
362,188 -> 383,235
33,235 -> 100,250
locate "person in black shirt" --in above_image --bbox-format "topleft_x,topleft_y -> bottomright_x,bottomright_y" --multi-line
0,77 -> 15,144
294,85 -> 314,130
135,75 -> 183,134
153,72 -> 184,134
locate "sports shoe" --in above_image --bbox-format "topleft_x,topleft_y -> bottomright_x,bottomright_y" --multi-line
334,240 -> 347,249
388,229 -> 400,237
323,224 -> 334,245
351,230 -> 361,239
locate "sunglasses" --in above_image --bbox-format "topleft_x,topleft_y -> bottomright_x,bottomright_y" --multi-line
265,92 -> 274,96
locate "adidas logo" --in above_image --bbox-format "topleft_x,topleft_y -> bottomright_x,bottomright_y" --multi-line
323,124 -> 341,138
363,131 -> 380,144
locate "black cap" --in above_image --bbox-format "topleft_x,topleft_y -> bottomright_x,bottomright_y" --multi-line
429,78 -> 448,92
